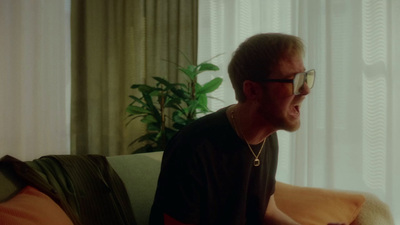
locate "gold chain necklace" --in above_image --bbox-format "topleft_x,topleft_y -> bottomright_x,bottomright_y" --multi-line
231,109 -> 266,167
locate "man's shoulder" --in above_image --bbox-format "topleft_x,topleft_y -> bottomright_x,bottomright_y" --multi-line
163,107 -> 231,155
179,107 -> 229,135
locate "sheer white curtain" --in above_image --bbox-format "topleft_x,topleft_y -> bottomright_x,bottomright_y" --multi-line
0,0 -> 71,161
198,0 -> 400,222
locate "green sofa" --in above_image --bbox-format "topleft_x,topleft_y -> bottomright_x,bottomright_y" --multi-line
0,152 -> 395,225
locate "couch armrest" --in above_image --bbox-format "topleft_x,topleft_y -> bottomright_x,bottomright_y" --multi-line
275,181 -> 394,225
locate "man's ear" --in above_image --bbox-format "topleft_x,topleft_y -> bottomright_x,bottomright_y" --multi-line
243,80 -> 262,100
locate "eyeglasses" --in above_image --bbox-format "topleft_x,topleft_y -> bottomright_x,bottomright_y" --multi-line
255,69 -> 315,95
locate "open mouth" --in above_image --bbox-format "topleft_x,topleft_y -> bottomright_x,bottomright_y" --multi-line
294,105 -> 300,113
289,104 -> 301,118
290,96 -> 305,118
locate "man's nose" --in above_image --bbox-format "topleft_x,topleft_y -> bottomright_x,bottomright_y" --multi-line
298,82 -> 311,95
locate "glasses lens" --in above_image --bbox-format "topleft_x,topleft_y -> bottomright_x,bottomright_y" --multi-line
293,73 -> 305,95
293,70 -> 315,95
306,69 -> 315,89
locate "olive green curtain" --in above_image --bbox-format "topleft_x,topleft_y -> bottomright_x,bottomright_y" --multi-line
71,0 -> 198,155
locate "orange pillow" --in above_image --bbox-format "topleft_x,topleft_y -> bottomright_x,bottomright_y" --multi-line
275,182 -> 365,225
0,186 -> 74,225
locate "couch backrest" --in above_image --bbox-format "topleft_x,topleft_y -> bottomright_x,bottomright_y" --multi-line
107,152 -> 163,225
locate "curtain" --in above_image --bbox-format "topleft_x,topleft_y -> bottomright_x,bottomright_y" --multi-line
198,0 -> 400,223
71,0 -> 198,155
0,0 -> 71,161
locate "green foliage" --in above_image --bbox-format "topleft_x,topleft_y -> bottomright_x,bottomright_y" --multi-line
127,60 -> 222,153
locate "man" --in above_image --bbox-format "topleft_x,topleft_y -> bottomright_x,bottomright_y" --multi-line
149,33 -> 315,225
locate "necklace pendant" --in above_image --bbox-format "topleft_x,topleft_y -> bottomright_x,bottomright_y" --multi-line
254,158 -> 260,167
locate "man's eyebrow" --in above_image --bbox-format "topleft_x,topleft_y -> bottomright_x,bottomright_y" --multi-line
282,69 -> 306,78
282,73 -> 297,78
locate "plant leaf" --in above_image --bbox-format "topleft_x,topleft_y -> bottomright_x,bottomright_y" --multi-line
126,105 -> 151,114
138,85 -> 156,94
129,95 -> 143,102
197,63 -> 219,73
179,65 -> 197,80
141,115 -> 158,124
153,77 -> 173,88
130,84 -> 144,89
147,122 -> 161,131
150,90 -> 161,97
143,93 -> 155,109
197,94 -> 209,112
196,77 -> 223,95
171,87 -> 189,99
165,97 -> 181,108
172,111 -> 187,124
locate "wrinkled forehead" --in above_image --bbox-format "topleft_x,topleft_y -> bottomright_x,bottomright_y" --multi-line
276,54 -> 305,75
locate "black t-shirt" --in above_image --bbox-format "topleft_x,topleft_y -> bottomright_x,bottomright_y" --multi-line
149,107 -> 279,225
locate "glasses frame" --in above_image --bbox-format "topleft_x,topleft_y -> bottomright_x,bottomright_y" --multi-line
255,69 -> 315,95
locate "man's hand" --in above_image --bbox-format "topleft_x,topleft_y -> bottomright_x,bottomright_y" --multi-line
264,195 -> 301,225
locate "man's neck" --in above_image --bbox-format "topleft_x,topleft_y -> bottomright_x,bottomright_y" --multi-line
227,103 -> 276,145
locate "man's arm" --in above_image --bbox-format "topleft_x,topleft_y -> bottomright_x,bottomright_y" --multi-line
264,195 -> 301,225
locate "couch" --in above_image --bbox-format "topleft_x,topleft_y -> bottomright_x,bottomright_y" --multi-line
0,151 -> 395,225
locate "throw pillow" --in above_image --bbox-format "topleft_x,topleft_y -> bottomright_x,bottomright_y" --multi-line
0,185 -> 74,225
275,182 -> 365,225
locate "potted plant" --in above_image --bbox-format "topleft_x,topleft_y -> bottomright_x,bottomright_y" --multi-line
126,58 -> 222,153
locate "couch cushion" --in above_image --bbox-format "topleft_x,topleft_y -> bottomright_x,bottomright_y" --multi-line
275,182 -> 365,225
0,185 -> 74,225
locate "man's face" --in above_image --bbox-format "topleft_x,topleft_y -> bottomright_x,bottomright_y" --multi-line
256,54 -> 309,132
